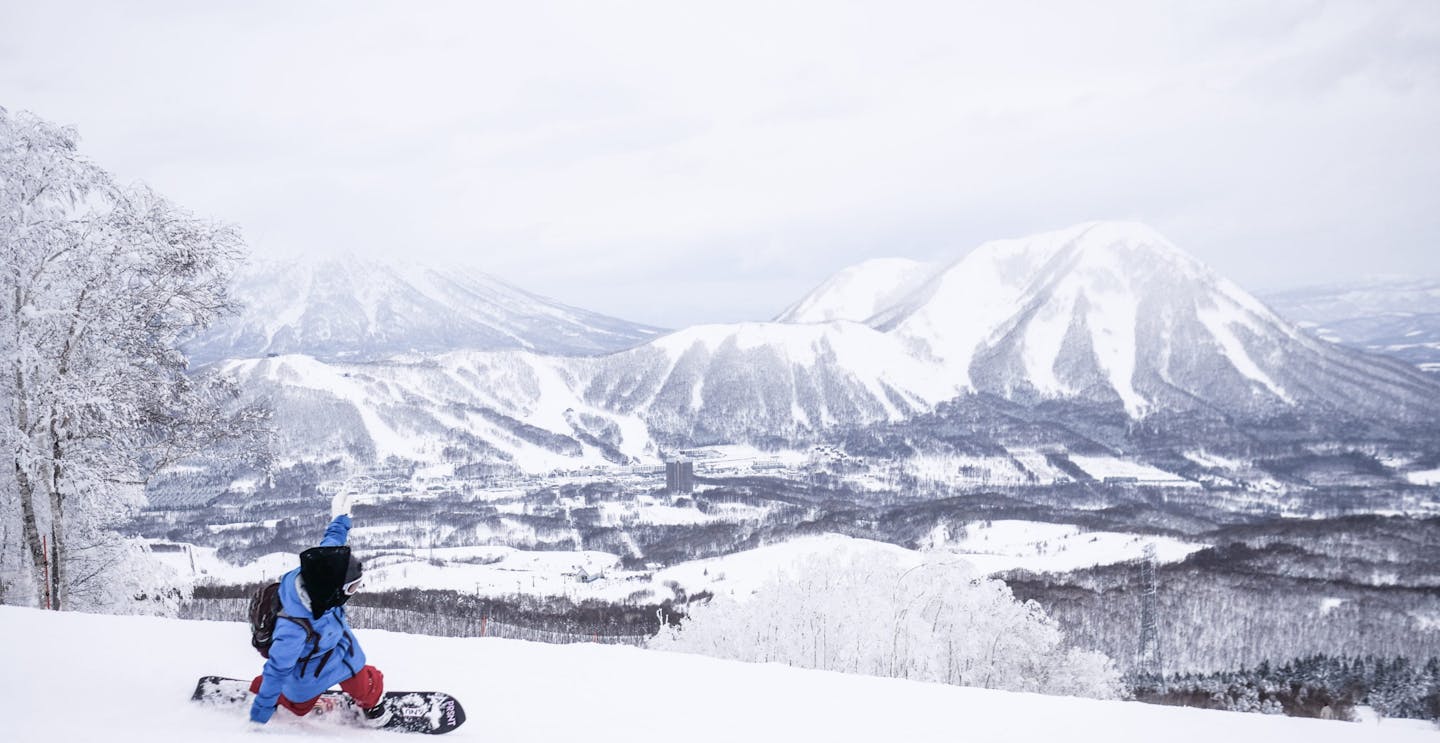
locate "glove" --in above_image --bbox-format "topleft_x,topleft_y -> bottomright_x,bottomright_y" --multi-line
331,492 -> 353,519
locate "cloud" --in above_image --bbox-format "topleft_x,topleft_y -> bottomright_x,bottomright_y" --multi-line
1,0 -> 1437,326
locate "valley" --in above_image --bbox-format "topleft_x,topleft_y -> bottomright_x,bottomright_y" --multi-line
132,221 -> 1440,681
137,429 -> 1440,672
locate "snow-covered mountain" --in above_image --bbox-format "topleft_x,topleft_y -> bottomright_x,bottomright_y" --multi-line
198,223 -> 1440,474
1262,278 -> 1440,375
858,222 -> 1439,421
582,321 -> 961,443
185,257 -> 664,364
221,351 -> 657,471
775,257 -> 937,324
9,606 -> 1431,743
223,320 -> 965,471
1262,277 -> 1440,324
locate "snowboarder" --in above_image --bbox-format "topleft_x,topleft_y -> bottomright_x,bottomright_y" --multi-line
248,493 -> 388,727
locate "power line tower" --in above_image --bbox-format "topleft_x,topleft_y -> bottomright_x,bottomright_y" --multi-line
1137,543 -> 1164,688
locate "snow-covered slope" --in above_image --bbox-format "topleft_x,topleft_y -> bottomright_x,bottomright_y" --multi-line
152,532 -> 1205,609
874,222 -> 1440,420
1263,277 -> 1440,325
186,257 -> 664,363
221,350 -> 657,471
650,532 -> 1204,601
1263,277 -> 1440,375
582,321 -> 961,442
2,606 -> 1432,743
196,224 -> 1440,474
217,318 -> 968,470
218,317 -> 963,468
775,257 -> 937,323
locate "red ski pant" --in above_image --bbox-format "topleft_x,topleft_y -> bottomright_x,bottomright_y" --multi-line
250,665 -> 385,716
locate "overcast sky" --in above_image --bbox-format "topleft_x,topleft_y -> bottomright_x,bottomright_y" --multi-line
2,1 -> 1437,327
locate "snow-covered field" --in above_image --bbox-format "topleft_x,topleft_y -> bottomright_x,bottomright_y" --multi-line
652,535 -> 922,598
649,531 -> 1205,599
151,541 -> 637,603
932,520 -> 1205,574
153,530 -> 1205,607
1068,455 -> 1198,487
0,606 -> 1433,742
1405,468 -> 1440,486
1009,449 -> 1075,484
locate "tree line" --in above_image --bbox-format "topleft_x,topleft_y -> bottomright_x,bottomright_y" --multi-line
1133,654 -> 1440,722
186,583 -> 670,643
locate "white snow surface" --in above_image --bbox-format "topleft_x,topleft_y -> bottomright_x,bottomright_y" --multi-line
1196,306 -> 1294,403
878,223 -> 1077,385
877,223 -> 1172,402
654,535 -> 924,599
867,221 -> 1310,416
636,320 -> 964,419
1405,468 -> 1440,486
153,531 -> 1204,608
1068,455 -> 1198,486
2,606 -> 1434,743
927,520 -> 1206,575
650,533 -> 1207,601
1009,448 -> 1076,484
223,349 -> 660,472
776,257 -> 937,324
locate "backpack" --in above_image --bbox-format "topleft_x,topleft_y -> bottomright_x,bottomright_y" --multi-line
248,581 -> 316,658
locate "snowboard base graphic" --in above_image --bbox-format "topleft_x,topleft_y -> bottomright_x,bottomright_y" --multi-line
191,675 -> 466,735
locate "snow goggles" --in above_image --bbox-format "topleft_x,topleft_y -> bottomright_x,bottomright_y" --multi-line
343,576 -> 365,595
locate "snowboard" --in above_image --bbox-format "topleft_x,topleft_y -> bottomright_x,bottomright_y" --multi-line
191,675 -> 466,735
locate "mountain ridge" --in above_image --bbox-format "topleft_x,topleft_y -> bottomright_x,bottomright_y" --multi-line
775,257 -> 937,324
190,223 -> 1440,472
1262,277 -> 1440,375
185,256 -> 665,364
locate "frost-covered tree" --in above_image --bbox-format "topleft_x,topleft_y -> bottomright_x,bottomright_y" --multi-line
650,549 -> 1123,699
0,106 -> 265,613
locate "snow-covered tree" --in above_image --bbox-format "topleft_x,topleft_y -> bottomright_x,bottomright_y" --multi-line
650,548 -> 1124,699
1,106 -> 264,613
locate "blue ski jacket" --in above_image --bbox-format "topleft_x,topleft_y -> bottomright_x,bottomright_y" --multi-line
249,515 -> 368,724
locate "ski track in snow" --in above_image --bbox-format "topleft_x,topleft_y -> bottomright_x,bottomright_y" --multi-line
0,606 -> 1434,743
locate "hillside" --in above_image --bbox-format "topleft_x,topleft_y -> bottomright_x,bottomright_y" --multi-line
583,321 -> 961,443
775,257 -> 937,324
1,606 -> 1434,742
197,224 -> 1440,475
1263,277 -> 1440,375
185,257 -> 664,364
217,351 -> 657,471
872,221 -> 1440,421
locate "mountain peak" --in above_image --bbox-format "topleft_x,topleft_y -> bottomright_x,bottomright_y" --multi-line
959,221 -> 1197,280
1055,221 -> 1200,271
185,256 -> 664,364
776,257 -> 936,324
1067,220 -> 1175,248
